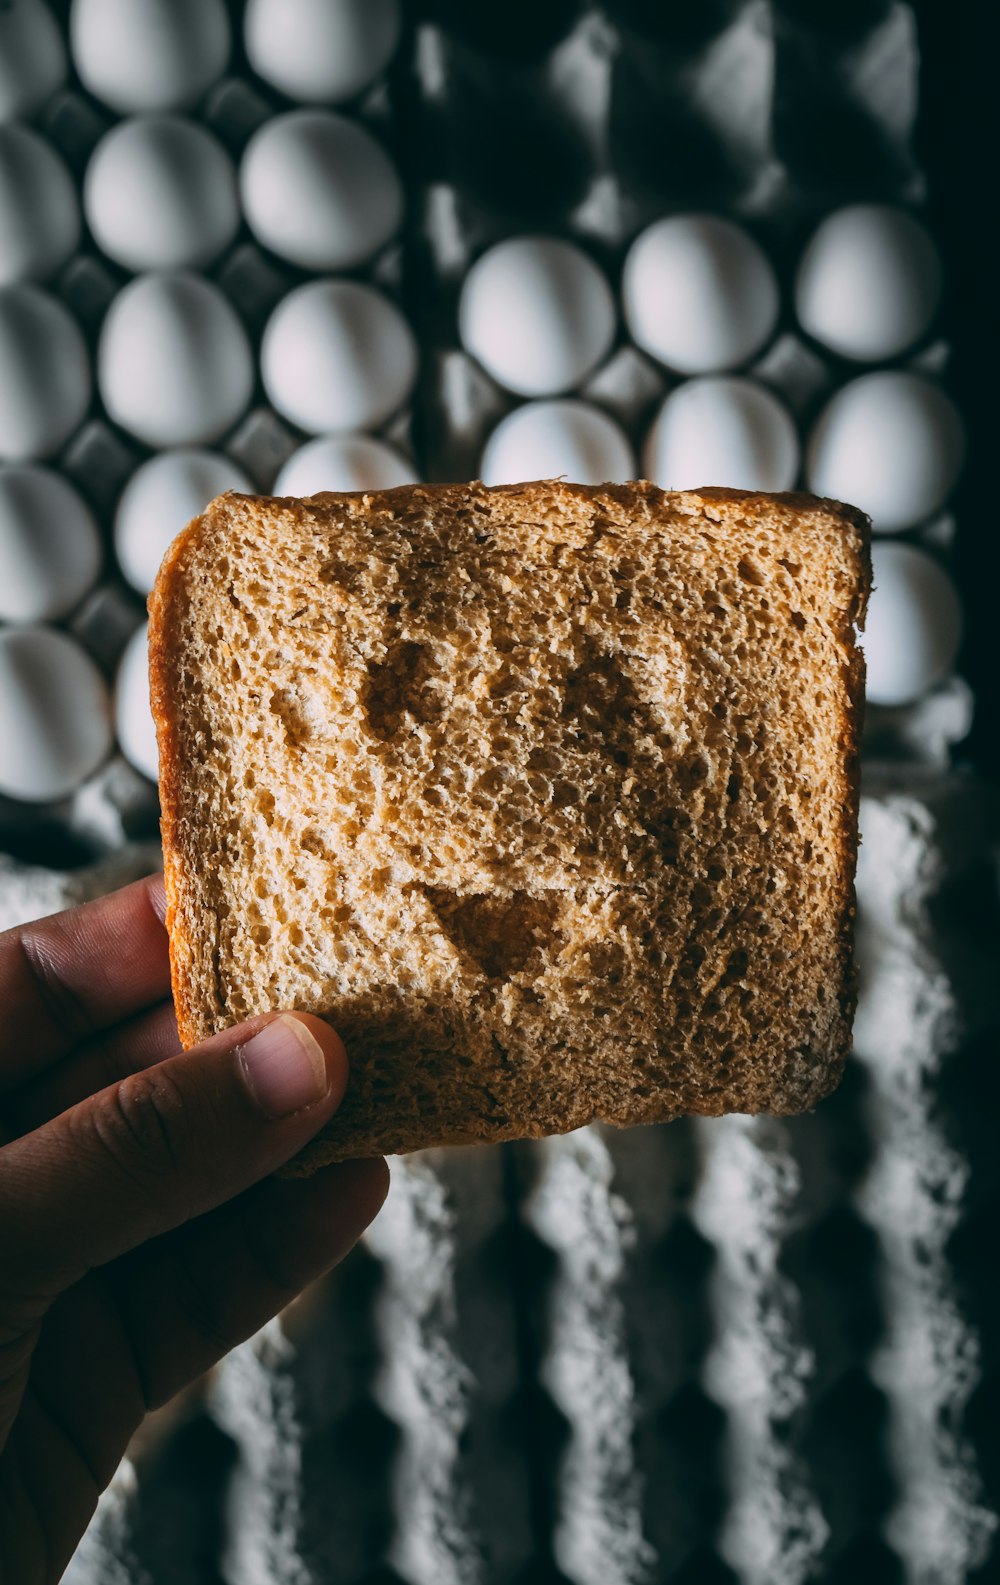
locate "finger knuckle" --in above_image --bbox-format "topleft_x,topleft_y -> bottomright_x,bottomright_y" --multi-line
174,1259 -> 242,1358
90,1072 -> 184,1188
16,924 -> 93,1043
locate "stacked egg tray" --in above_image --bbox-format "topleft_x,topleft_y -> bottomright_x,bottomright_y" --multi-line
0,1 -> 997,1581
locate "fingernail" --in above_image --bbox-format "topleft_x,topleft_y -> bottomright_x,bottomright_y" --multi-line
238,1016 -> 330,1118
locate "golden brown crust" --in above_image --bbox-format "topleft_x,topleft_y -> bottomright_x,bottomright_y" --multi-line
148,512 -> 206,1051
701,485 -> 872,1096
149,479 -> 871,1167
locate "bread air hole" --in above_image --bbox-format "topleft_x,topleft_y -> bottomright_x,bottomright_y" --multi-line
677,942 -> 706,980
676,753 -> 711,790
300,825 -> 335,858
737,556 -> 766,586
641,812 -> 681,865
722,949 -> 749,985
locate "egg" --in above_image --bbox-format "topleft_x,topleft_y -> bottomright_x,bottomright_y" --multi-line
115,622 -> 159,783
480,399 -> 635,486
642,376 -> 799,493
863,542 -> 962,707
795,204 -> 942,362
458,237 -> 616,398
240,111 -> 403,272
69,0 -> 230,113
622,215 -> 779,375
261,280 -> 417,435
806,372 -> 963,534
84,116 -> 239,273
0,124 -> 80,286
114,449 -> 253,596
0,626 -> 113,802
0,0 -> 66,123
0,284 -> 91,461
0,465 -> 102,623
274,434 -> 417,496
244,0 -> 402,104
98,273 -> 254,449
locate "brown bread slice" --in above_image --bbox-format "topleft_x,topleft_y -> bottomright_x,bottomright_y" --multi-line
148,480 -> 870,1171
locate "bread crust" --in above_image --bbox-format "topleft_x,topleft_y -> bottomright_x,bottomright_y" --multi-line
695,486 -> 871,1128
148,510 -> 208,1051
148,480 -> 870,1167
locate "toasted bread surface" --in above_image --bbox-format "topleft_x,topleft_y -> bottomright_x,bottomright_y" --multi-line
148,480 -> 869,1169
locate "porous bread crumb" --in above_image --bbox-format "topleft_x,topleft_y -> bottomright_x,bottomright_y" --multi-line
148,480 -> 870,1171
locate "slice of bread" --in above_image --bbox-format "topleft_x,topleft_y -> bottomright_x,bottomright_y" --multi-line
148,481 -> 870,1171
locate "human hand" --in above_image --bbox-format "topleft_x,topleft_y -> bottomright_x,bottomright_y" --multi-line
0,874 -> 388,1584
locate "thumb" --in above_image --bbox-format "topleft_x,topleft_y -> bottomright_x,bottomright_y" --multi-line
0,1012 -> 352,1315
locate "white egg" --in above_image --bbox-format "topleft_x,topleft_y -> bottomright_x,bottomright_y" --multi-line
642,377 -> 799,493
0,0 -> 66,123
262,280 -> 417,435
480,399 -> 635,487
806,372 -> 963,534
795,205 -> 942,362
69,0 -> 230,113
0,626 -> 113,802
115,449 -> 253,596
863,542 -> 962,707
115,622 -> 159,783
240,111 -> 403,272
0,124 -> 80,286
623,215 -> 779,376
244,0 -> 402,104
98,273 -> 254,449
84,116 -> 239,273
0,284 -> 91,462
0,466 -> 102,623
459,237 -> 616,398
274,434 -> 417,496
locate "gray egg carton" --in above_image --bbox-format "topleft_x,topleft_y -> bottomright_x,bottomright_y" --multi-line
0,3 -> 996,1584
0,0 -> 974,862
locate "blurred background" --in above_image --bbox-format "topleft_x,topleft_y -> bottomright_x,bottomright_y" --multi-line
1,2 -> 998,1582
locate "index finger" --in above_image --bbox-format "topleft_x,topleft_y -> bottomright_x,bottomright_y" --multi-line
0,873 -> 172,1091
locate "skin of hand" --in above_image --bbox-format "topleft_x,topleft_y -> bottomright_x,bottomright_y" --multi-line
0,873 -> 389,1585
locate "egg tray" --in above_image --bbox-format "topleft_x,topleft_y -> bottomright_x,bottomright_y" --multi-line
0,2 -> 996,1583
1,0 -> 414,860
0,0 -> 985,860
